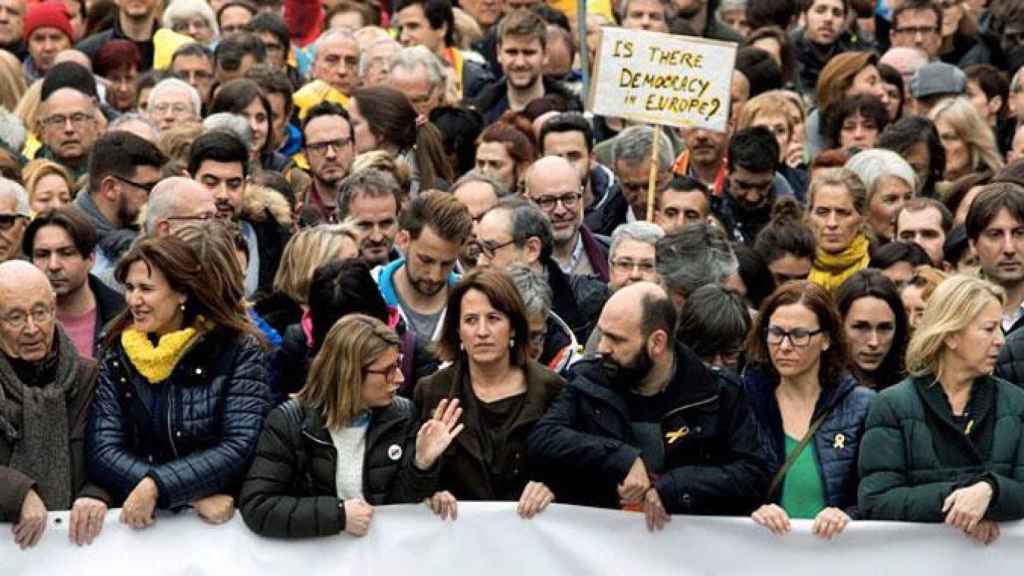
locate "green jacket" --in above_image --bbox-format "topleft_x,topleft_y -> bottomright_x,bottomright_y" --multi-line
858,375 -> 1024,522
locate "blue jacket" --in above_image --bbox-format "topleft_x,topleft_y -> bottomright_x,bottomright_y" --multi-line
742,365 -> 874,515
87,330 -> 273,509
372,258 -> 459,341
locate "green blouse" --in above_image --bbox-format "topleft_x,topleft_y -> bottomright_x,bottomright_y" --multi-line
780,435 -> 826,519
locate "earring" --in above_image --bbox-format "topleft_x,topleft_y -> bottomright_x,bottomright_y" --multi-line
509,338 -> 515,349
459,342 -> 465,351
180,302 -> 186,312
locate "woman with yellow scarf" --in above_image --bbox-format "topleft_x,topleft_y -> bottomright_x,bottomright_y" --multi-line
87,235 -> 273,529
806,168 -> 871,293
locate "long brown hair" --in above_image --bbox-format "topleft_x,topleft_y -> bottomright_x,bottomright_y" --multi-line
745,281 -> 849,387
105,234 -> 259,345
434,267 -> 529,366
352,86 -> 454,187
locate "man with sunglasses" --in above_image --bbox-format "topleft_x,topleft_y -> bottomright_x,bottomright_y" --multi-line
524,156 -> 609,282
0,178 -> 28,263
72,131 -> 165,290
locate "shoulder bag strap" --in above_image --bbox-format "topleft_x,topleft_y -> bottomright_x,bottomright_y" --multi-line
765,408 -> 832,502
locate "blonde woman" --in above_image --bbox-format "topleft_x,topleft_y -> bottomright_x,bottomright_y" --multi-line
22,159 -> 74,215
239,314 -> 463,538
252,223 -> 360,333
806,168 -> 871,292
928,97 -> 1005,182
859,275 -> 1024,545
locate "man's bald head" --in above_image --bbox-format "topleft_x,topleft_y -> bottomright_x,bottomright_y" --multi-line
0,261 -> 57,362
525,155 -> 580,194
54,50 -> 93,71
144,176 -> 218,235
601,281 -> 676,345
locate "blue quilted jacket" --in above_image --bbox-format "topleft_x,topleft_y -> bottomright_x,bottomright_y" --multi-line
742,365 -> 874,515
87,330 -> 272,509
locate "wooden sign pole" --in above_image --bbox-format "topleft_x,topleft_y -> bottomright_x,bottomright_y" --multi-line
646,125 -> 661,223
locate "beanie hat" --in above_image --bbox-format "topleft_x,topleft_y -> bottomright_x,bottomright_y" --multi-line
23,2 -> 74,45
41,61 -> 97,101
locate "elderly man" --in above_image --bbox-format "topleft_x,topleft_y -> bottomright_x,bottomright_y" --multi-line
360,36 -> 401,87
35,62 -> 103,180
0,0 -> 25,58
607,222 -> 663,292
528,281 -> 771,528
524,156 -> 609,281
0,177 -> 28,262
143,177 -> 217,236
294,27 -> 360,117
146,78 -> 201,132
23,1 -> 73,81
879,46 -> 930,94
451,170 -> 505,271
657,222 -> 738,312
389,45 -> 447,117
0,261 -> 109,549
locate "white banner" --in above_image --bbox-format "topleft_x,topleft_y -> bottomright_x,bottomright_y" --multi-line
2,503 -> 1021,575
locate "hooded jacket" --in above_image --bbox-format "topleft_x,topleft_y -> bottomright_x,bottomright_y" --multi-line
241,184 -> 293,298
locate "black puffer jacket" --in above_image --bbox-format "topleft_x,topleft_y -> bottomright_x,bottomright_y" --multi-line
994,326 -> 1024,387
239,397 -> 438,538
87,330 -> 272,509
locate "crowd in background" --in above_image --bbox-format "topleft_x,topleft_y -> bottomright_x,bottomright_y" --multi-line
2,0 -> 1024,557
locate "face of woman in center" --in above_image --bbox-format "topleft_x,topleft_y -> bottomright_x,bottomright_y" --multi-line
459,288 -> 513,366
124,260 -> 187,336
844,296 -> 896,373
243,97 -> 269,158
934,118 -> 969,179
767,302 -> 829,381
944,298 -> 1004,378
808,183 -> 863,254
361,346 -> 404,408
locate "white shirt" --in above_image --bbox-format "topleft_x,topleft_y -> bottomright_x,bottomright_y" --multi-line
328,419 -> 368,500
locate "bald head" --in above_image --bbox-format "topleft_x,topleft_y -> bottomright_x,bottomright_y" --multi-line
0,261 -> 57,362
54,50 -> 93,71
880,47 -> 929,90
596,281 -> 677,384
144,177 -> 217,235
525,156 -> 580,194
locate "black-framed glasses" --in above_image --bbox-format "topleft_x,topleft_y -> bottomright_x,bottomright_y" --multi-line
892,26 -> 939,37
111,174 -> 159,194
531,191 -> 582,212
476,238 -> 516,259
306,137 -> 352,156
766,325 -> 823,348
0,213 -> 27,230
365,355 -> 403,383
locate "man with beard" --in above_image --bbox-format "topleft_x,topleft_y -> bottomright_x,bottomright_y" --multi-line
337,168 -> 404,266
23,207 -> 123,359
965,183 -> 1024,334
528,282 -> 771,526
73,131 -> 164,290
188,130 -> 290,297
34,63 -> 103,181
468,9 -> 579,125
791,0 -> 867,96
372,190 -> 474,342
539,112 -> 615,217
76,0 -> 160,69
524,156 -> 609,281
301,102 -> 355,223
673,126 -> 729,194
672,0 -> 744,42
714,127 -> 795,245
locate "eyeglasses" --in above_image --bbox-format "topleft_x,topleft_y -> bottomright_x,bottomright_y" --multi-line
306,137 -> 352,156
1,305 -> 54,331
766,325 -> 823,347
41,112 -> 95,129
610,258 -> 655,274
171,18 -> 210,33
476,238 -> 516,259
365,355 -> 403,383
892,26 -> 939,37
111,174 -> 159,194
531,191 -> 582,212
0,213 -> 27,230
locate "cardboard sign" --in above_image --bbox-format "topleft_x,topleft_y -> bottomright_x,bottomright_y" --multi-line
587,27 -> 738,132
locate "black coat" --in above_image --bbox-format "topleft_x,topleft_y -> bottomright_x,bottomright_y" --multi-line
545,259 -> 609,345
995,326 -> 1024,387
528,344 -> 772,515
90,274 -> 125,358
467,76 -> 581,126
239,397 -> 438,538
87,330 -> 272,509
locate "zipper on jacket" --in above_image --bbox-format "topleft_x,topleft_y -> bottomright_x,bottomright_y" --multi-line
660,394 -> 719,422
302,429 -> 336,448
167,388 -> 179,459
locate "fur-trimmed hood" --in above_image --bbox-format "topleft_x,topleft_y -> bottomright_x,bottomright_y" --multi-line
242,184 -> 293,228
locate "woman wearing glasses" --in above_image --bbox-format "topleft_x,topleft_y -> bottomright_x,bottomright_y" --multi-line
415,268 -> 564,520
860,276 -> 1024,545
240,314 -> 462,538
743,281 -> 873,540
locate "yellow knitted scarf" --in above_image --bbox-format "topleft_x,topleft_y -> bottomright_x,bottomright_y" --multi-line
121,326 -> 202,384
808,233 -> 871,293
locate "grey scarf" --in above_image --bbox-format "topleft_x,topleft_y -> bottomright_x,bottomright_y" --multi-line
0,328 -> 79,510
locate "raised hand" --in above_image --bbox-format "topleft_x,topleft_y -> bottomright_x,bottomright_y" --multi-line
120,477 -> 159,529
415,398 -> 464,471
517,481 -> 554,519
13,489 -> 47,550
69,497 -> 107,546
193,494 -> 235,525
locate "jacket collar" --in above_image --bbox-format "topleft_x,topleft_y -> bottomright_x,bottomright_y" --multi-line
579,225 -> 610,282
913,375 -> 994,454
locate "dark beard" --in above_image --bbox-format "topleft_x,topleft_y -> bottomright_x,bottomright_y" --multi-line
600,347 -> 654,387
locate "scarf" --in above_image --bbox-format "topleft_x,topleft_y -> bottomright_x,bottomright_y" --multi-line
0,328 -> 81,510
121,326 -> 202,384
443,47 -> 466,100
73,189 -> 138,261
808,233 -> 870,293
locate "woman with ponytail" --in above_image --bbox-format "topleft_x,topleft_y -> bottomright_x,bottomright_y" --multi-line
348,86 -> 454,196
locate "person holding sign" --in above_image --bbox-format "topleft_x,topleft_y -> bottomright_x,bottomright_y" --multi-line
743,281 -> 873,540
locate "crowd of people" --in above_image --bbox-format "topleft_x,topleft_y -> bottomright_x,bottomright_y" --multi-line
1,0 -> 1024,557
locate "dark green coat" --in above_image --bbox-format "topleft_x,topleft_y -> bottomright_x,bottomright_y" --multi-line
858,375 -> 1024,522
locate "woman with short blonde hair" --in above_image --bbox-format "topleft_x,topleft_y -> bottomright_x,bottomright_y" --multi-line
859,275 -> 1024,544
22,159 -> 74,215
928,97 -> 1005,182
805,168 -> 870,292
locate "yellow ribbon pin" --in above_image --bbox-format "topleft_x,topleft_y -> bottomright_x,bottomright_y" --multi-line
665,426 -> 690,444
833,433 -> 846,450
